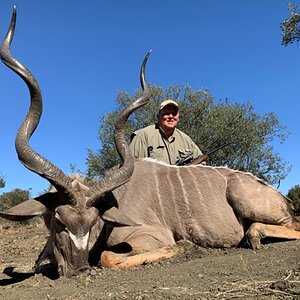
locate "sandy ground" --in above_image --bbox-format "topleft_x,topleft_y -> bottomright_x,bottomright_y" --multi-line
0,221 -> 299,300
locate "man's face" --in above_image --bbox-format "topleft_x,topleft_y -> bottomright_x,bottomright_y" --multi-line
158,105 -> 179,132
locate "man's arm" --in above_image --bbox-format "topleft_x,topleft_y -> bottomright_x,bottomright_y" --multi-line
190,139 -> 203,159
129,133 -> 148,159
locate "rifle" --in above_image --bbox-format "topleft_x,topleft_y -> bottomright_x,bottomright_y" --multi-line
176,142 -> 231,166
191,141 -> 232,165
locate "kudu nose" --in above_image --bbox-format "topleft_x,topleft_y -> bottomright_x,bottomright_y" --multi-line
65,265 -> 91,277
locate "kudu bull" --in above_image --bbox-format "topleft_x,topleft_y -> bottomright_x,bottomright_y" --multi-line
1,7 -> 300,277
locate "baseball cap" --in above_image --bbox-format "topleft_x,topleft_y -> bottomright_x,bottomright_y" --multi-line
159,99 -> 179,111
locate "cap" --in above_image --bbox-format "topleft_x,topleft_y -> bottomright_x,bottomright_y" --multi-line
159,99 -> 179,111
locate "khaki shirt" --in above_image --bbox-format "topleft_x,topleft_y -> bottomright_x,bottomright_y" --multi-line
129,124 -> 203,165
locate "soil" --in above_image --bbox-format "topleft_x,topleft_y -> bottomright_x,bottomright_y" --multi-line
0,221 -> 299,300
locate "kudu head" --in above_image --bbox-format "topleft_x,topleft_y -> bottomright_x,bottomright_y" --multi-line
0,7 -> 151,276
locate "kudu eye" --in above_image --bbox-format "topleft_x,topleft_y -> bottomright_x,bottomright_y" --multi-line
54,212 -> 67,232
54,212 -> 60,221
54,212 -> 64,225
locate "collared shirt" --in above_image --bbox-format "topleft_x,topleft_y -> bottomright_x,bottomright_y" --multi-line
129,124 -> 203,165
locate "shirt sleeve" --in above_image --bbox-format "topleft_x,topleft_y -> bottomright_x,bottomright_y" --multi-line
192,141 -> 203,158
129,132 -> 148,159
187,137 -> 203,159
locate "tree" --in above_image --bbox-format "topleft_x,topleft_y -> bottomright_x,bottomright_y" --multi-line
281,3 -> 300,46
287,184 -> 300,210
0,188 -> 30,211
86,85 -> 290,186
0,175 -> 5,189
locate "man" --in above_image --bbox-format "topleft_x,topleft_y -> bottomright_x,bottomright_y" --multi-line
129,99 -> 203,165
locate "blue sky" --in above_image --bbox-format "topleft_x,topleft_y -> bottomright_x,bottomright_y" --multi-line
0,0 -> 299,197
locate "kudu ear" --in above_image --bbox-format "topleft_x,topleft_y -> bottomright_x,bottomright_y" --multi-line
0,191 -> 60,221
100,207 -> 141,227
0,199 -> 47,221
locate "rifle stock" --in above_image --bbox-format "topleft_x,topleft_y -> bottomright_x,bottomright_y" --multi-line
190,154 -> 209,165
189,141 -> 231,166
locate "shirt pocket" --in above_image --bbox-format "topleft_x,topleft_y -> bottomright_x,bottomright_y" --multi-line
178,148 -> 193,160
149,146 -> 164,159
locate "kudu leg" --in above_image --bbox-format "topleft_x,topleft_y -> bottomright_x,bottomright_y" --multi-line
34,236 -> 54,272
101,240 -> 194,269
246,222 -> 300,249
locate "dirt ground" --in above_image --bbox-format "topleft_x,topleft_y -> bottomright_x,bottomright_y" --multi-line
0,221 -> 299,300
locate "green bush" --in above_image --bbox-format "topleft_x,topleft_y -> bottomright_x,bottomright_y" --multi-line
287,185 -> 300,210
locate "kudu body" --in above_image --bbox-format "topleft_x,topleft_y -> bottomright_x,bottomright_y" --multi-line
1,7 -> 300,277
